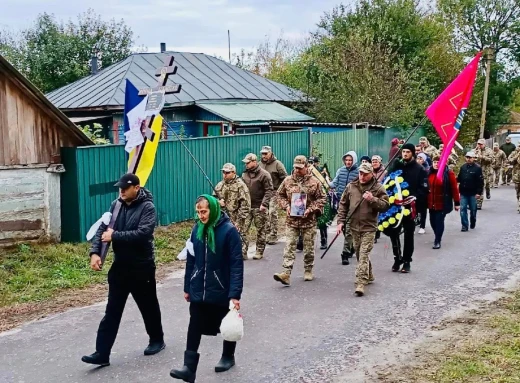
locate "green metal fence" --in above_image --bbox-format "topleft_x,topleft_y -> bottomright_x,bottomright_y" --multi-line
312,126 -> 427,176
312,129 -> 369,176
61,130 -> 310,242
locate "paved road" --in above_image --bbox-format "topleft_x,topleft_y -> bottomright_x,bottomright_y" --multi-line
2,188 -> 520,383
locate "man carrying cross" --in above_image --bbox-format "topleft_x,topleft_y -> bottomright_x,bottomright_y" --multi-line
82,173 -> 165,366
83,56 -> 182,367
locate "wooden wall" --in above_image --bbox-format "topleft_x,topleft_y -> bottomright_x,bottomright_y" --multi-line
0,75 -> 79,166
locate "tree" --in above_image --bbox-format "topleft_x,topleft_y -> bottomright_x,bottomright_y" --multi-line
438,0 -> 520,136
79,123 -> 110,145
0,9 -> 133,93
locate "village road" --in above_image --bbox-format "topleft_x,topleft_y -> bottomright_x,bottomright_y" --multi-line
2,188 -> 520,383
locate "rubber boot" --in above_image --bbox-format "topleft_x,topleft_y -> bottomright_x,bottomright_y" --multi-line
170,350 -> 199,382
319,228 -> 327,250
215,341 -> 236,373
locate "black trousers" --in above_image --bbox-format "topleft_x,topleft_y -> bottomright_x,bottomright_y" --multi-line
389,217 -> 416,263
429,209 -> 446,243
96,264 -> 164,356
417,201 -> 427,229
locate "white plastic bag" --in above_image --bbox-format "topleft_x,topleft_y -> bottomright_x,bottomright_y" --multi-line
220,300 -> 244,342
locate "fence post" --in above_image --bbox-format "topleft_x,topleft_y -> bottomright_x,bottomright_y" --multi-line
353,123 -> 357,154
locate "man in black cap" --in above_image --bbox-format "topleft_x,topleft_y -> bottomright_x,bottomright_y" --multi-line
386,143 -> 429,273
82,173 -> 165,367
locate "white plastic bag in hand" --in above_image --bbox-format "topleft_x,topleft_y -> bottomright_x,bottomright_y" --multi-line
220,300 -> 244,342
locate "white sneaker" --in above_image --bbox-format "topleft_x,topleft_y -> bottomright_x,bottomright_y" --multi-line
418,228 -> 425,234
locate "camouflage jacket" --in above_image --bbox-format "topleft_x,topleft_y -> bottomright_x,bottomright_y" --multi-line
422,144 -> 439,159
474,146 -> 493,170
214,176 -> 251,227
492,149 -> 507,169
277,172 -> 327,229
508,147 -> 520,184
336,178 -> 390,232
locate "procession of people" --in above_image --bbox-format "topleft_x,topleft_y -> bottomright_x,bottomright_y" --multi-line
83,135 -> 518,381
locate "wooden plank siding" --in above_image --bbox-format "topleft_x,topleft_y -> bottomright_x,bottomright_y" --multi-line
0,75 -> 80,166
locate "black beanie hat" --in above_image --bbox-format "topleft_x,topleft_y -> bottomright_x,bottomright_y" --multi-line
401,143 -> 416,156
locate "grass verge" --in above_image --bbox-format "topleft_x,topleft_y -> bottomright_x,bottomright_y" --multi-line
377,289 -> 520,382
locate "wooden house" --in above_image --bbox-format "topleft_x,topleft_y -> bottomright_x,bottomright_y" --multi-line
0,54 -> 92,244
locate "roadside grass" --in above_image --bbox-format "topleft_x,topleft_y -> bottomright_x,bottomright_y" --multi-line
0,221 -> 194,308
405,291 -> 520,382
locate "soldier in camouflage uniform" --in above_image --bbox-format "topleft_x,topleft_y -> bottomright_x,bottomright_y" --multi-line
214,163 -> 251,259
336,163 -> 390,296
500,137 -> 516,185
419,136 -> 439,159
491,143 -> 507,187
259,146 -> 288,245
508,146 -> 520,212
273,155 -> 326,286
439,144 -> 458,170
241,153 -> 273,260
474,138 -> 494,208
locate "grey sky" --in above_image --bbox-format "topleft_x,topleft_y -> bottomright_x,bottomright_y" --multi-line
0,0 -> 346,58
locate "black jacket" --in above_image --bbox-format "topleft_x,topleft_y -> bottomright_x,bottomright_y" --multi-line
389,158 -> 428,200
184,213 -> 243,307
90,188 -> 156,268
457,163 -> 484,196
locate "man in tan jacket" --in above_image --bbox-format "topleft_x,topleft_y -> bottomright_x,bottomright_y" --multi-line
259,145 -> 288,244
336,163 -> 390,296
241,153 -> 273,260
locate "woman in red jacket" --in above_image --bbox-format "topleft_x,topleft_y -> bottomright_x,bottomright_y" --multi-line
427,156 -> 461,249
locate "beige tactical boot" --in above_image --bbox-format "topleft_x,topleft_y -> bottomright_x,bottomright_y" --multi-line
355,284 -> 364,297
253,252 -> 263,260
304,270 -> 314,281
273,272 -> 290,286
368,276 -> 375,284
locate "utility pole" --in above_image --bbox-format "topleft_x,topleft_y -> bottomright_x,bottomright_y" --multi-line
479,47 -> 494,139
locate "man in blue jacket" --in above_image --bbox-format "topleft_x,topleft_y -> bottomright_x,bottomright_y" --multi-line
329,151 -> 359,265
82,174 -> 165,367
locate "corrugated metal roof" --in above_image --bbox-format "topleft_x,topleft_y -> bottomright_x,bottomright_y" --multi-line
46,52 -> 302,110
196,101 -> 313,123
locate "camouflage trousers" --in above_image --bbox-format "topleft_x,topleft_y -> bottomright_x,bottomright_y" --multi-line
342,220 -> 353,254
352,231 -> 375,285
228,213 -> 247,259
282,227 -> 317,274
242,208 -> 268,257
492,168 -> 501,187
515,184 -> 520,213
502,167 -> 513,184
266,195 -> 279,242
477,168 -> 492,208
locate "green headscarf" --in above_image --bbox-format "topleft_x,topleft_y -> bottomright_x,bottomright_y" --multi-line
195,194 -> 221,253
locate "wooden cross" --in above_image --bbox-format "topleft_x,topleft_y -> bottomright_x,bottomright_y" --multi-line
128,56 -> 182,173
100,55 -> 182,262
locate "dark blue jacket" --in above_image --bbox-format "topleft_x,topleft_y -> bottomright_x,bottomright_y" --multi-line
184,213 -> 244,307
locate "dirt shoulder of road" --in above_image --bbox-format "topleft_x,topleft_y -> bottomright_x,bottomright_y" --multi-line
374,287 -> 520,382
0,211 -> 287,333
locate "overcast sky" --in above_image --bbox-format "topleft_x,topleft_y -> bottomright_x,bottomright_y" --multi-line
0,0 -> 347,58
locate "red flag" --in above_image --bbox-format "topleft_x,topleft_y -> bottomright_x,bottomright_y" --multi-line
425,52 -> 482,180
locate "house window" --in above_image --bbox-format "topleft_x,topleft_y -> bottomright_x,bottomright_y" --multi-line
236,128 -> 261,134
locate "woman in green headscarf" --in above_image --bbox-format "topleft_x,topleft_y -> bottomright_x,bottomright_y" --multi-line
170,195 -> 244,382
